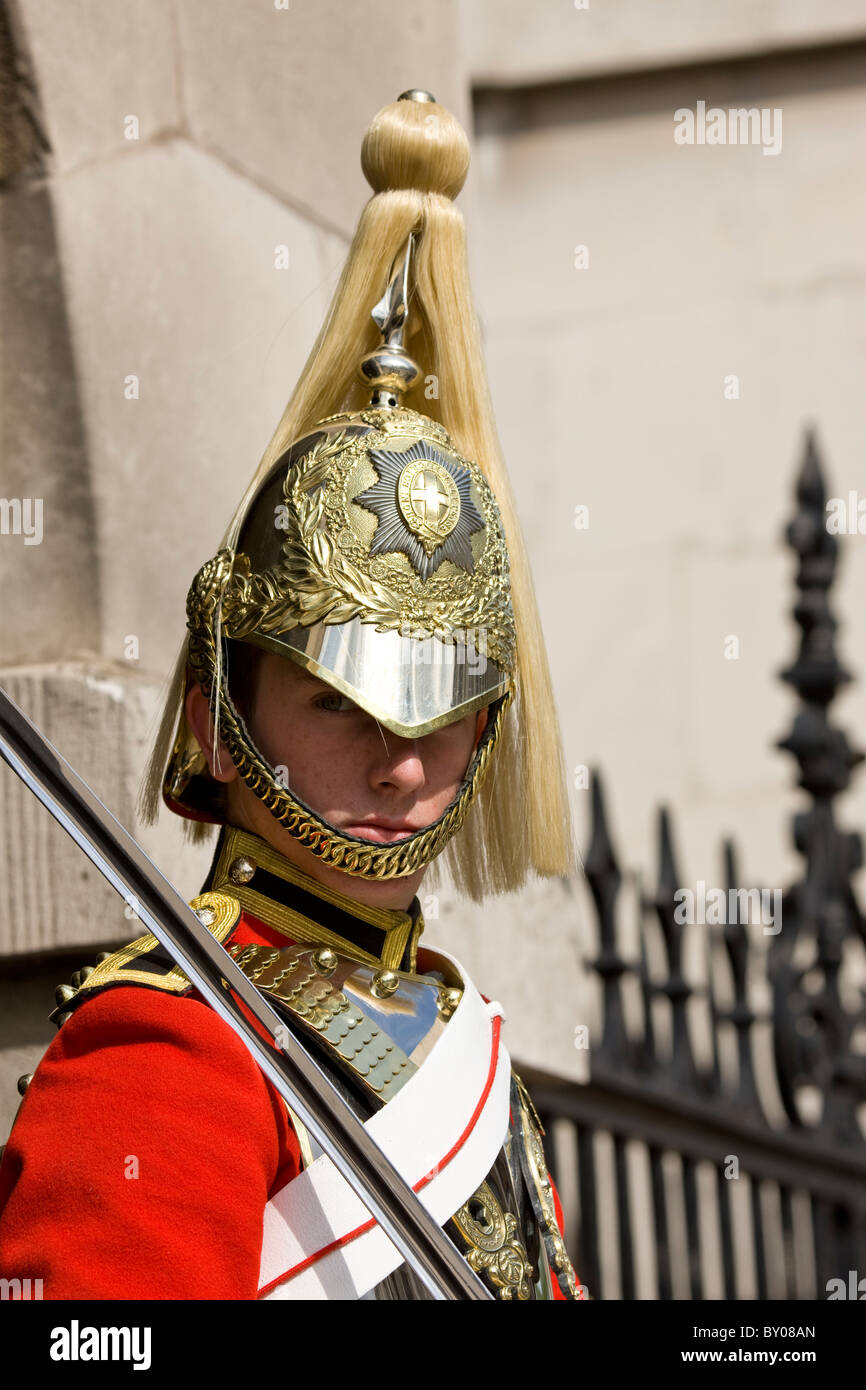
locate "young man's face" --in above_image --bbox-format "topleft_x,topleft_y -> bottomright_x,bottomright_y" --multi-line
186,647 -> 488,909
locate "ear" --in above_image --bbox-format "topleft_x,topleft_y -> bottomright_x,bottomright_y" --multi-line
185,683 -> 238,785
472,706 -> 489,754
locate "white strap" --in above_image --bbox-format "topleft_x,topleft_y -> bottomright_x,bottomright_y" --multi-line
258,947 -> 510,1300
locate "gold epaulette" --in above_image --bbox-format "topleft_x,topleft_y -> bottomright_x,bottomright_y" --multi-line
49,891 -> 242,1027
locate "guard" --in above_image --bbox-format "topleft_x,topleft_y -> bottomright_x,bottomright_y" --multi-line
0,91 -> 582,1301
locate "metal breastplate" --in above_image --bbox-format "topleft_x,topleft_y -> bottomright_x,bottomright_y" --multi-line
228,939 -> 578,1301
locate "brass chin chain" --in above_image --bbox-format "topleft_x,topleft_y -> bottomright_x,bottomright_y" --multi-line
186,550 -> 513,881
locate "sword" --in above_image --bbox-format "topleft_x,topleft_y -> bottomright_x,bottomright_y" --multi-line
0,686 -> 493,1301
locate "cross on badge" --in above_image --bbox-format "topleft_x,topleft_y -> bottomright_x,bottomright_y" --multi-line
410,471 -> 450,528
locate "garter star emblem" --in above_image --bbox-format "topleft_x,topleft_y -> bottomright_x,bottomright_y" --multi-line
355,438 -> 485,582
397,458 -> 460,548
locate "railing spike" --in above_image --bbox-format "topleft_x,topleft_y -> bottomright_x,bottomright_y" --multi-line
771,429 -> 866,1145
650,805 -> 699,1090
584,770 -> 633,1071
719,835 -> 762,1113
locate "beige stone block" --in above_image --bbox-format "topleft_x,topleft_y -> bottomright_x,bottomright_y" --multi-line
679,549 -> 793,801
471,63 -> 866,333
0,662 -> 212,957
548,548 -> 690,851
0,183 -> 98,664
482,295 -> 864,581
15,0 -> 179,173
48,137 -> 335,677
462,0 -> 866,85
175,0 -> 470,237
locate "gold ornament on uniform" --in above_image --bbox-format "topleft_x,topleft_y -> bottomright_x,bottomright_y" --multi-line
513,1073 -> 581,1299
371,969 -> 400,999
451,1181 -> 533,1300
312,947 -> 338,976
228,854 -> 256,885
436,985 -> 462,1019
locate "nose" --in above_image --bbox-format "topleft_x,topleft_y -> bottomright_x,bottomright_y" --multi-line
368,731 -> 426,797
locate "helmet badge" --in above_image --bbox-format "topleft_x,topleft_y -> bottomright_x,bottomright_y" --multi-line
357,438 -> 485,582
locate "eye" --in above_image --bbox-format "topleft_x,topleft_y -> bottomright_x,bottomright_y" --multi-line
313,690 -> 357,713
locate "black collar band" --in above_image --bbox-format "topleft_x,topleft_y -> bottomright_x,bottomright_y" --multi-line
203,824 -> 424,972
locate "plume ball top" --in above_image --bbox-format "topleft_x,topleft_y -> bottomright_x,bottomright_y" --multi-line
361,99 -> 470,200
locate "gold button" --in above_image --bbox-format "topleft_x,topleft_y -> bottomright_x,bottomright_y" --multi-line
372,970 -> 400,999
228,855 -> 256,885
312,947 -> 338,976
437,986 -> 462,1019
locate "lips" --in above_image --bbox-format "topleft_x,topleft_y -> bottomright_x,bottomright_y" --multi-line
343,820 -> 419,844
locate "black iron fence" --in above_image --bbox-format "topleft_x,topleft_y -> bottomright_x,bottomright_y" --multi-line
521,433 -> 866,1300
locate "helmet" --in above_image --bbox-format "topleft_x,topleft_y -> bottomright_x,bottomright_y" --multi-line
143,93 -> 573,896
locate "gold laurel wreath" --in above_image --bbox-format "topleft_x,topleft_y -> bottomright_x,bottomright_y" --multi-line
220,423 -> 516,669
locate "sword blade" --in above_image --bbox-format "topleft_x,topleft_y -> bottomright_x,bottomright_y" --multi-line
0,686 -> 493,1301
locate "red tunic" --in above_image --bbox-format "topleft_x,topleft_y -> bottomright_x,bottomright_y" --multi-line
0,910 -> 572,1299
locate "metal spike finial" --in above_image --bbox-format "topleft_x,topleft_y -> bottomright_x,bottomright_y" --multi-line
370,235 -> 412,341
718,837 -> 763,1113
635,868 -> 660,1073
770,429 -> 866,1144
358,233 -> 422,409
651,806 -> 699,1090
584,770 -> 633,1070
